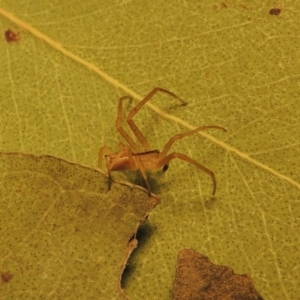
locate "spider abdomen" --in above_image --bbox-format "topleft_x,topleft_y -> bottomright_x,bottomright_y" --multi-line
134,150 -> 161,170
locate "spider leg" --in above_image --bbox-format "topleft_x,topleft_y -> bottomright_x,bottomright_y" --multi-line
117,96 -> 141,152
98,146 -> 115,169
116,145 -> 152,196
105,155 -> 113,191
119,142 -> 135,168
99,144 -> 135,191
127,87 -> 187,151
98,146 -> 116,190
161,125 -> 227,158
134,157 -> 152,196
157,152 -> 217,195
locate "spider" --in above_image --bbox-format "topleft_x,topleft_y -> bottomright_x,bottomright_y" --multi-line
98,87 -> 226,196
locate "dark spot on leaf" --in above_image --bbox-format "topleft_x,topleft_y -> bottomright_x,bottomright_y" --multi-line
269,8 -> 281,15
1,271 -> 13,284
4,29 -> 20,43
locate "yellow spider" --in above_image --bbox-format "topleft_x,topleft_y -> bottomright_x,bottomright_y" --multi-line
99,88 -> 226,196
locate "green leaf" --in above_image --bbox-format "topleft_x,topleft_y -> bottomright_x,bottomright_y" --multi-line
1,2 -> 299,299
0,152 -> 159,299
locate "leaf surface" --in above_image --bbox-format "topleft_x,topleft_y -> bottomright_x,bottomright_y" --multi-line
1,2 -> 300,299
0,152 -> 159,299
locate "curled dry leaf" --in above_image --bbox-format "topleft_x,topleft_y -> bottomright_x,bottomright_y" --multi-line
173,249 -> 264,300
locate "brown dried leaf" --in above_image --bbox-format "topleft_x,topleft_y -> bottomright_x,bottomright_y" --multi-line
172,249 -> 264,300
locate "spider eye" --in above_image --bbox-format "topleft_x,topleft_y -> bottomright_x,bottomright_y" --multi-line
162,164 -> 169,172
